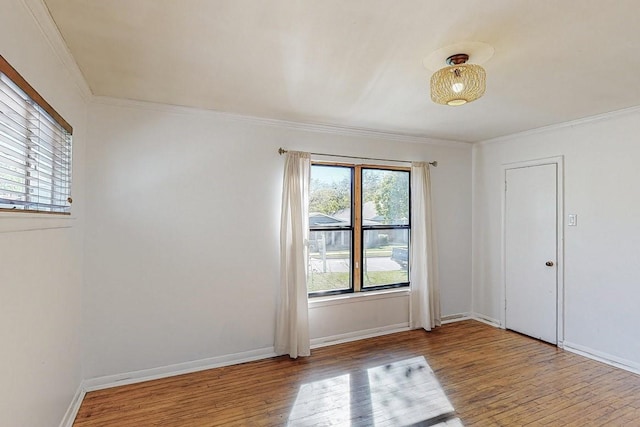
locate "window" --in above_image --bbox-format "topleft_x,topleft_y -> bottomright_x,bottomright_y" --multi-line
0,55 -> 73,214
308,163 -> 410,296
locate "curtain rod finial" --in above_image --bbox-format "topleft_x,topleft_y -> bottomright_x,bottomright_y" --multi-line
278,147 -> 287,155
430,161 -> 438,167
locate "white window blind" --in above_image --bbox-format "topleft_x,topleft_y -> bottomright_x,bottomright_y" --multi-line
0,58 -> 72,214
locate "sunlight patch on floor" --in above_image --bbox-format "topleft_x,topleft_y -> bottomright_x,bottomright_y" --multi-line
288,374 -> 352,425
287,356 -> 461,426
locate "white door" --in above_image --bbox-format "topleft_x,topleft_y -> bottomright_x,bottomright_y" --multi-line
505,163 -> 558,344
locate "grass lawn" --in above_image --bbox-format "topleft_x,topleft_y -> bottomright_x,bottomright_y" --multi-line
308,270 -> 408,293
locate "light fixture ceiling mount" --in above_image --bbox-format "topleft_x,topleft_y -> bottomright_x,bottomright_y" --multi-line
446,53 -> 470,66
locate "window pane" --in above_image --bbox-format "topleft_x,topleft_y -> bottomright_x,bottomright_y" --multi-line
309,165 -> 351,227
308,230 -> 352,293
0,68 -> 72,213
362,229 -> 409,288
362,169 -> 409,226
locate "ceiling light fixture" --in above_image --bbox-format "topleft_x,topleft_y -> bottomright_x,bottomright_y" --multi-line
430,53 -> 486,106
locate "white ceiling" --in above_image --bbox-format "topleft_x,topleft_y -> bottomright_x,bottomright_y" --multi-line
44,0 -> 640,142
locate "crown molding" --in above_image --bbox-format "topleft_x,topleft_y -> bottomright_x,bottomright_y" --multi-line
21,0 -> 93,100
91,96 -> 471,148
477,104 -> 640,146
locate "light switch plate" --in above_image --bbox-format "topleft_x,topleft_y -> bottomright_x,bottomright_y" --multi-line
568,214 -> 577,226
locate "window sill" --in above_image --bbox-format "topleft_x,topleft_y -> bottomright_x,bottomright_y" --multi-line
0,212 -> 76,233
308,288 -> 410,308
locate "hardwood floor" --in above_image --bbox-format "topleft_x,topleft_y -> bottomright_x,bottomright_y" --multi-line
73,321 -> 640,426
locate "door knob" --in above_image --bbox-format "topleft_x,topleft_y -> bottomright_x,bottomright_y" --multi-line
545,261 -> 554,267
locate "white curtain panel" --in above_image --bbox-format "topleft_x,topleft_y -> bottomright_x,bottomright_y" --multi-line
275,151 -> 311,358
409,162 -> 441,331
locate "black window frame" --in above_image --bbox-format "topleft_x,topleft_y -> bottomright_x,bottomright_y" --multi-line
308,162 -> 411,297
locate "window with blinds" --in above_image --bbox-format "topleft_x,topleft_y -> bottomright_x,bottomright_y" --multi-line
0,55 -> 73,214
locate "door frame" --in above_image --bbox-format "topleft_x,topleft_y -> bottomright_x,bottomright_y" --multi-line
501,156 -> 565,347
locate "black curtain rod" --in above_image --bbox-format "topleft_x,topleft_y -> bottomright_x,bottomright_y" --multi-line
277,148 -> 437,167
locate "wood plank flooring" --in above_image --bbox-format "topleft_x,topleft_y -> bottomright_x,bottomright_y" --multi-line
74,321 -> 640,426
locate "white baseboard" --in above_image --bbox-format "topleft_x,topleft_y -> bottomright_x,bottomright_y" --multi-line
563,341 -> 640,376
58,383 -> 85,427
83,322 -> 423,393
310,323 -> 410,349
470,312 -> 502,328
441,313 -> 471,324
83,346 -> 277,392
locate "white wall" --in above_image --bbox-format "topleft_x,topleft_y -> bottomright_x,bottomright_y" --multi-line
83,98 -> 472,380
472,108 -> 640,369
0,1 -> 87,426
309,292 -> 410,345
